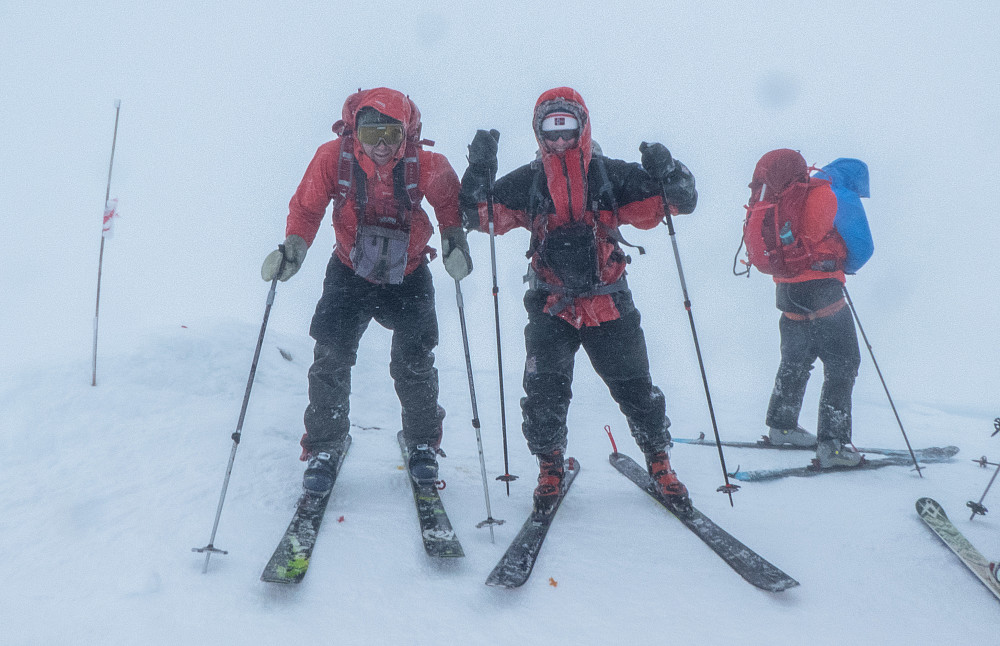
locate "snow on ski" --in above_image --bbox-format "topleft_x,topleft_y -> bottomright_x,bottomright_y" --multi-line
730,453 -> 955,482
261,435 -> 352,584
610,452 -> 799,592
916,497 -> 1000,601
486,458 -> 580,588
397,431 -> 464,558
672,433 -> 959,461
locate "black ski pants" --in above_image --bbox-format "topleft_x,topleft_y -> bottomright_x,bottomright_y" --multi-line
520,289 -> 670,457
302,256 -> 442,455
765,304 -> 861,443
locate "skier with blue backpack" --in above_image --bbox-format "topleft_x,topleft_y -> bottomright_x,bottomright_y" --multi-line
739,149 -> 873,468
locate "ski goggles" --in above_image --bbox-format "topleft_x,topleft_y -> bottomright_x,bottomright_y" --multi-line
356,123 -> 405,146
540,128 -> 579,142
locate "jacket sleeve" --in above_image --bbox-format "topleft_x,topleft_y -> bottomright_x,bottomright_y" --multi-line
459,163 -> 533,235
421,151 -> 462,230
286,140 -> 340,246
606,158 -> 698,230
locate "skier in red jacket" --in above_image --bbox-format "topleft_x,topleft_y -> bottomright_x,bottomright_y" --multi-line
261,88 -> 471,494
459,87 -> 698,512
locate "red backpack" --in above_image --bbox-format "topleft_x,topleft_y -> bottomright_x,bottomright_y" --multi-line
736,149 -> 841,278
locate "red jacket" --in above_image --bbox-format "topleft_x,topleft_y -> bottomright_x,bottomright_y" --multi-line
285,88 -> 461,276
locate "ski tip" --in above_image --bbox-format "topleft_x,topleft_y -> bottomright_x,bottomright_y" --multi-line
915,497 -> 944,517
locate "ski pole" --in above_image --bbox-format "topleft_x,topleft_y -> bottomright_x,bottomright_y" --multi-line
967,419 -> 1000,519
483,131 -> 517,495
842,286 -> 922,477
454,278 -> 504,541
659,186 -> 739,505
194,247 -> 286,572
92,99 -> 122,387
968,457 -> 1000,520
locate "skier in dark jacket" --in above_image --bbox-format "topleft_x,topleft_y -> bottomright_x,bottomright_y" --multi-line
261,87 -> 471,494
459,87 -> 698,512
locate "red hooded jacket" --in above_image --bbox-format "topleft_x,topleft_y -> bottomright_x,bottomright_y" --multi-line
285,88 -> 461,276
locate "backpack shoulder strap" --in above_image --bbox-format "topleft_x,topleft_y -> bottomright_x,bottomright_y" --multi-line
397,140 -> 421,211
591,155 -> 645,256
525,163 -> 548,259
333,135 -> 357,209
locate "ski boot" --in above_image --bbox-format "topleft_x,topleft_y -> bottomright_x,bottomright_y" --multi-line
816,439 -> 863,468
407,443 -> 440,485
767,425 -> 818,447
532,449 -> 565,516
645,450 -> 691,510
302,450 -> 339,495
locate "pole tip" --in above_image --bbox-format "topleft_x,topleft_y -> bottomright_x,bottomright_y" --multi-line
114,99 -> 122,109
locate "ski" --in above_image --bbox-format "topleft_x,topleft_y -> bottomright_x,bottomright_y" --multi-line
672,433 -> 959,461
397,431 -> 465,558
486,458 -> 580,588
916,497 -> 1000,601
730,452 -> 955,482
610,452 -> 798,592
261,435 -> 352,584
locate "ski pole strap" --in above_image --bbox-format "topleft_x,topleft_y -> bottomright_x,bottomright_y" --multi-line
781,298 -> 846,321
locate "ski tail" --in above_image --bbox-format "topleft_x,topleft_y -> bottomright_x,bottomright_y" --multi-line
611,451 -> 798,592
485,458 -> 580,588
260,435 -> 352,584
397,431 -> 465,558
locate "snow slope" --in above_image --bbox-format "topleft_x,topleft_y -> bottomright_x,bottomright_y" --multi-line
3,321 -> 998,645
1,2 -> 998,644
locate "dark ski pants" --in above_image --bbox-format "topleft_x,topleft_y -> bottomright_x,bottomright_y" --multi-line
302,256 -> 442,456
520,289 -> 670,457
765,305 -> 861,443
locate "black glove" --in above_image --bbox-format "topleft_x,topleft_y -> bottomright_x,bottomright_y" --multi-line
468,129 -> 500,174
662,162 -> 698,213
639,142 -> 676,180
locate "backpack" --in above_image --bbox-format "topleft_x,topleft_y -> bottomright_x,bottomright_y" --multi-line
815,158 -> 873,274
735,149 -> 842,278
329,90 -> 433,284
525,153 -> 644,294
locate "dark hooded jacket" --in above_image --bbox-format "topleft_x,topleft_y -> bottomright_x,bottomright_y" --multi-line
461,87 -> 697,328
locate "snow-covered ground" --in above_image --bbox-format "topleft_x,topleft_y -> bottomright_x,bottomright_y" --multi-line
2,2 -> 998,644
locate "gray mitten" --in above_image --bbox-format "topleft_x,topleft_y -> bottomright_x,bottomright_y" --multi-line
441,226 -> 473,281
261,234 -> 308,281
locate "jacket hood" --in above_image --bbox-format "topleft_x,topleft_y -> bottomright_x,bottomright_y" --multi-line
817,158 -> 870,198
532,87 -> 594,223
533,87 -> 592,165
332,88 -> 422,171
